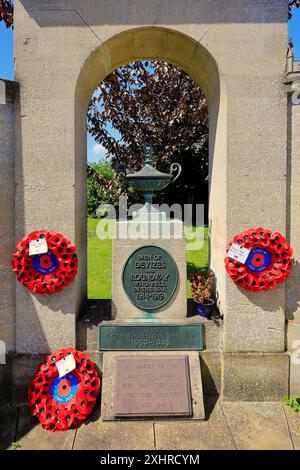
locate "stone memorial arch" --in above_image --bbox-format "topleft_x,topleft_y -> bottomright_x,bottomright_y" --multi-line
1,0 -> 299,402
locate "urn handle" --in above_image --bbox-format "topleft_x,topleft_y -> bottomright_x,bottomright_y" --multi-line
170,163 -> 182,183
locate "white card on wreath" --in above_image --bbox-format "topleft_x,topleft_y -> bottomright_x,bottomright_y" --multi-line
29,238 -> 48,256
227,243 -> 250,264
56,354 -> 76,378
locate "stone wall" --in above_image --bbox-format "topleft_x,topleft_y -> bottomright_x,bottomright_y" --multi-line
0,80 -> 18,354
286,63 -> 300,395
0,80 -> 18,404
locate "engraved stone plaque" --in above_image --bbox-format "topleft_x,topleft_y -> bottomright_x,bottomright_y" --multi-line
122,246 -> 178,311
114,355 -> 192,417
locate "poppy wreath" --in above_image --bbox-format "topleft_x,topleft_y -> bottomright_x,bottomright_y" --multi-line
224,227 -> 293,291
12,230 -> 78,294
28,348 -> 101,432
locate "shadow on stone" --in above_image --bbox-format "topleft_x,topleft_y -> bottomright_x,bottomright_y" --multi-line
77,299 -> 112,350
0,404 -> 18,450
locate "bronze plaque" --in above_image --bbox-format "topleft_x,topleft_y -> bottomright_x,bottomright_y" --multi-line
122,246 -> 178,311
114,355 -> 192,417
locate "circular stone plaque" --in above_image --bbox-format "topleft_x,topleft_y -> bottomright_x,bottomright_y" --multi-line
122,246 -> 178,311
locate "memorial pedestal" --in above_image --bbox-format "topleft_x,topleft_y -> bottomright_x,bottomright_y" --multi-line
103,217 -> 206,421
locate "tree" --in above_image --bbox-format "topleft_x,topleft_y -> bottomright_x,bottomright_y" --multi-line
88,61 -> 209,209
0,0 -> 13,28
87,162 -> 125,216
289,1 -> 300,20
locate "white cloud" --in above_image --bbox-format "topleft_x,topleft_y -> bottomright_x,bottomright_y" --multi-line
93,143 -> 106,156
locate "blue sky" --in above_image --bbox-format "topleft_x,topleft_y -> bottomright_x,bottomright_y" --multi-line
1,12 -> 300,163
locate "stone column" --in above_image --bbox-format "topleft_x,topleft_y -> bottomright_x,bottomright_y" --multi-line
0,80 -> 18,355
286,65 -> 300,395
0,80 -> 18,402
221,59 -> 290,400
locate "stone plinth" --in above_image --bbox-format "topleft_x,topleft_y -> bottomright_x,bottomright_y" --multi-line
112,220 -> 186,320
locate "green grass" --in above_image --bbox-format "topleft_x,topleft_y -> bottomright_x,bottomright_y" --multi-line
87,218 -> 208,299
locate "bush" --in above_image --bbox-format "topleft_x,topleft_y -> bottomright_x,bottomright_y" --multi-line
87,162 -> 123,217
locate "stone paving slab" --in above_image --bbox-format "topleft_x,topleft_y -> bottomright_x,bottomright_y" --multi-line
283,405 -> 300,450
74,407 -> 155,450
16,405 -> 76,450
2,401 -> 300,450
221,402 -> 293,450
0,406 -> 18,450
154,399 -> 235,450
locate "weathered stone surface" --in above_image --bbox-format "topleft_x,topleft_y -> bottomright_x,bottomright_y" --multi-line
223,300 -> 285,353
0,80 -> 17,355
74,404 -> 155,450
16,282 -> 77,354
16,405 -> 76,450
221,352 -> 289,401
0,355 -> 12,406
284,405 -> 300,450
0,307 -> 15,328
12,354 -> 46,404
221,402 -> 293,450
0,405 -> 18,450
154,399 -> 235,450
201,316 -> 223,351
287,323 -> 300,396
0,324 -> 15,354
287,322 -> 300,352
288,351 -> 300,396
101,351 -> 204,420
199,351 -> 221,396
77,300 -> 112,352
112,222 -> 186,320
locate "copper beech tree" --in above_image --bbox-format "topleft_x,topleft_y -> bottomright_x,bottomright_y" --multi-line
88,61 -> 208,170
87,61 -> 209,207
0,0 -> 13,28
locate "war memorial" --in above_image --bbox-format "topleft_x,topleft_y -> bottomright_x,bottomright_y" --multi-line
0,0 -> 300,452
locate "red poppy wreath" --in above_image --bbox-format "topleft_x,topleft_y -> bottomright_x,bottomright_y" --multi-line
224,227 -> 293,291
12,230 -> 78,294
28,348 -> 101,432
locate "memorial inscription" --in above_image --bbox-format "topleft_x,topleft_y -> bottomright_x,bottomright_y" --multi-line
114,355 -> 192,417
122,246 -> 178,311
99,323 -> 203,350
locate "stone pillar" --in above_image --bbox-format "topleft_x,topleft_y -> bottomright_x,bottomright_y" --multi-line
0,80 -> 18,403
220,36 -> 290,400
0,80 -> 18,354
286,66 -> 300,395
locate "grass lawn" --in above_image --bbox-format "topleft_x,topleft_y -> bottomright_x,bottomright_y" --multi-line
87,218 -> 208,299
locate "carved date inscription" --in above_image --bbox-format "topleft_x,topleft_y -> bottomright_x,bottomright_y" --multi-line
114,355 -> 192,417
122,246 -> 178,311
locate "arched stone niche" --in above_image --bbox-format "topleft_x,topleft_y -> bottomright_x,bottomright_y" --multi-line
74,25 -> 227,315
14,1 -> 289,400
